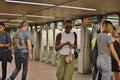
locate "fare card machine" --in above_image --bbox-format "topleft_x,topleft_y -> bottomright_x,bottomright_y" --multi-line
40,30 -> 47,62
32,31 -> 40,60
45,30 -> 54,63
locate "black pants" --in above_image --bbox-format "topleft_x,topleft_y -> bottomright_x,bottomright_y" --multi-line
0,53 -> 7,80
92,65 -> 102,80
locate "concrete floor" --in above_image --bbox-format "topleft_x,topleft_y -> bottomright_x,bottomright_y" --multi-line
0,60 -> 92,80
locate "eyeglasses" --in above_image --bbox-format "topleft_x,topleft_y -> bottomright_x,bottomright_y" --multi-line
65,26 -> 72,29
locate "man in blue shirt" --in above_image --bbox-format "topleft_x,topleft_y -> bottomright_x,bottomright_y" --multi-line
8,21 -> 32,80
0,22 -> 11,80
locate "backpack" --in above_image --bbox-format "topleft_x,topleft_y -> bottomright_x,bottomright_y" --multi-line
12,30 -> 25,51
90,40 -> 98,66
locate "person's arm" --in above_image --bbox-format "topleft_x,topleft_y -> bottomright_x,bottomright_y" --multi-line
27,39 -> 32,60
55,33 -> 63,51
0,42 -> 11,47
109,43 -> 120,68
4,42 -> 11,47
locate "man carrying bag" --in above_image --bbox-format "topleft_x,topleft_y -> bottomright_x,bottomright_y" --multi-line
0,22 -> 11,80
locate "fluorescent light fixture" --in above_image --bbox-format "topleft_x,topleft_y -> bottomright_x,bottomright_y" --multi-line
9,20 -> 23,22
0,19 -> 7,21
26,15 -> 55,19
9,20 -> 33,23
0,12 -> 54,19
5,0 -> 55,6
4,0 -> 96,11
5,23 -> 19,26
0,13 -> 22,16
107,17 -> 119,19
58,5 -> 97,11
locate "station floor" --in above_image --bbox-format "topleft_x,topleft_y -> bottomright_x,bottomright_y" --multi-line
0,60 -> 92,80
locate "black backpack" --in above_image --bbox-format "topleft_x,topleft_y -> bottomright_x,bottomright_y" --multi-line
90,40 -> 98,66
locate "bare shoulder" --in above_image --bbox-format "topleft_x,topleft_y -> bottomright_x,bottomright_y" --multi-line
56,33 -> 61,39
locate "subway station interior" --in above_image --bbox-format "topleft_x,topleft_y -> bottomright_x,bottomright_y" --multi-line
0,0 -> 120,80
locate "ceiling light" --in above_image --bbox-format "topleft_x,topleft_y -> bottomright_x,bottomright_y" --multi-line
0,19 -> 7,21
0,12 -> 54,19
107,17 -> 119,19
4,0 -> 96,11
26,15 -> 55,19
0,13 -> 22,16
5,23 -> 19,26
5,0 -> 55,6
58,5 -> 97,11
9,20 -> 23,22
9,20 -> 33,23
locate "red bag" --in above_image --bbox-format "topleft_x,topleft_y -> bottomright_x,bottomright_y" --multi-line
65,50 -> 73,63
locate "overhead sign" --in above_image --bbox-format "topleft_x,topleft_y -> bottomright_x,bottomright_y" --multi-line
83,16 -> 102,25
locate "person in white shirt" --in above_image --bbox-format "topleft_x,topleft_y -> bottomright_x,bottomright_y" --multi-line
55,20 -> 77,80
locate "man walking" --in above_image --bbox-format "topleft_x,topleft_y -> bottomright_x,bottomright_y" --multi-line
8,21 -> 32,80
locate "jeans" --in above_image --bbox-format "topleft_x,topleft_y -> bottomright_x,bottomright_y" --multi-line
97,55 -> 111,80
0,53 -> 7,80
10,51 -> 29,80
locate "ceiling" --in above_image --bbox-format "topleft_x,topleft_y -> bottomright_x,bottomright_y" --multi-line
0,0 -> 120,27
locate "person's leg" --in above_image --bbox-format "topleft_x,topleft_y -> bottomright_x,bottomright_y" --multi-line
10,53 -> 21,80
101,60 -> 111,80
56,55 -> 66,80
98,71 -> 102,80
21,53 -> 29,80
63,56 -> 75,80
114,72 -> 120,80
92,65 -> 98,80
1,53 -> 7,80
97,56 -> 111,80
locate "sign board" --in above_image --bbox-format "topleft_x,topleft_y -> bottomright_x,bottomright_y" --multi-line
83,16 -> 102,25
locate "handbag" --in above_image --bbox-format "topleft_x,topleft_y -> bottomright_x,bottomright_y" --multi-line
74,50 -> 78,59
7,49 -> 13,63
90,41 -> 98,66
65,50 -> 73,63
0,48 -> 13,63
0,32 -> 13,63
5,33 -> 13,63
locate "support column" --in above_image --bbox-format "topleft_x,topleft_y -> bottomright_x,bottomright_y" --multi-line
45,24 -> 50,63
78,26 -> 91,74
51,22 -> 57,65
40,25 -> 44,62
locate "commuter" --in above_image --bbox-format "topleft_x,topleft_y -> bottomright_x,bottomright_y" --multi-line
0,22 -> 11,80
111,26 -> 120,80
91,29 -> 102,80
97,20 -> 120,80
8,21 -> 32,80
55,19 -> 77,80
